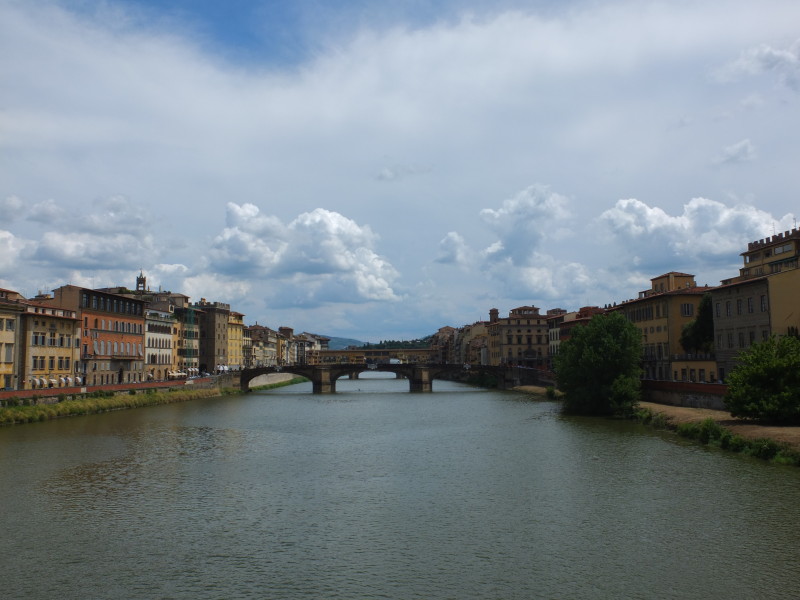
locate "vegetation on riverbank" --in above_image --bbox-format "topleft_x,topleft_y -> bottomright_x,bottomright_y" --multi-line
554,312 -> 642,417
249,377 -> 308,391
635,407 -> 800,466
0,377 -> 307,426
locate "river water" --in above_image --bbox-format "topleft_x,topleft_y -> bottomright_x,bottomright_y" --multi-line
1,375 -> 799,599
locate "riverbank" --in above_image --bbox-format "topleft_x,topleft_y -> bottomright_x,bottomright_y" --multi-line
0,374 -> 306,426
514,384 -> 800,462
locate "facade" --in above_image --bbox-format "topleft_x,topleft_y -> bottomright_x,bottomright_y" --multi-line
487,306 -> 548,367
711,230 -> 800,380
547,307 -> 603,368
723,228 -> 800,283
175,303 -> 200,375
43,285 -> 146,386
227,311 -> 245,370
248,324 -> 278,367
453,321 -> 489,365
20,299 -> 81,390
430,326 -> 457,363
0,289 -> 25,390
194,299 -> 230,373
144,307 -> 175,380
611,272 -> 715,382
710,277 -> 770,381
278,327 -> 297,365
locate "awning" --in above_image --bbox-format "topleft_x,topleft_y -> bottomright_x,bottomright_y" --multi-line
49,379 -> 57,385
66,376 -> 72,385
74,376 -> 81,385
59,377 -> 66,385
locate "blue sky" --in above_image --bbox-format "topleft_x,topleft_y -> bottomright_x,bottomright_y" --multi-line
2,0 -> 799,341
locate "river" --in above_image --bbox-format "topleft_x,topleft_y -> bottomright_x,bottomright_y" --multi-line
1,374 -> 799,599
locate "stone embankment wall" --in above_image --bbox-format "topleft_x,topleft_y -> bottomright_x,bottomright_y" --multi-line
642,380 -> 727,410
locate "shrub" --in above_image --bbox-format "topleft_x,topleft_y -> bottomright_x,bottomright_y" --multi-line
725,335 -> 800,423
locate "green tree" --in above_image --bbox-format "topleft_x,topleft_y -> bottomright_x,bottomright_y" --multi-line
725,335 -> 800,422
680,293 -> 714,353
554,312 -> 642,416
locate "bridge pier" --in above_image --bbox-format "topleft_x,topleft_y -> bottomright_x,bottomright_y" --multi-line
313,367 -> 336,394
409,367 -> 432,392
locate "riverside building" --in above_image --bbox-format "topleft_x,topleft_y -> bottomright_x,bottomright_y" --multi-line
43,285 -> 146,386
610,272 -> 715,382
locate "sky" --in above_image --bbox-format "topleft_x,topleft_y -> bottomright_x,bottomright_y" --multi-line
2,0 -> 799,342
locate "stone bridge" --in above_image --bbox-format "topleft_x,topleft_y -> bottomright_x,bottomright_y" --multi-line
240,363 -> 546,394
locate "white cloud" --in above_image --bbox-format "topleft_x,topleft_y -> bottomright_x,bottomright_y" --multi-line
34,231 -> 156,270
716,39 -> 800,89
0,231 -> 32,274
600,197 -> 794,271
27,198 -> 65,223
82,195 -> 152,234
435,231 -> 472,267
714,139 -> 757,165
209,204 -> 399,307
2,0 -> 800,338
479,185 -> 571,266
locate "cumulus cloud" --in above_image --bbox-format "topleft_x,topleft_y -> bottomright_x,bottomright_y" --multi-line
484,252 -> 594,301
0,231 -> 33,274
27,198 -> 65,223
34,231 -> 156,270
82,195 -> 152,235
435,231 -> 472,266
714,139 -> 757,165
209,203 -> 399,306
479,185 -> 571,266
600,197 -> 794,270
716,39 -> 800,90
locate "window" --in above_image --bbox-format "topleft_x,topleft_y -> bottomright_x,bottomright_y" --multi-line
727,333 -> 734,349
736,299 -> 742,315
738,332 -> 745,348
760,295 -> 768,312
715,302 -> 721,318
5,319 -> 14,331
48,356 -> 55,370
681,303 -> 694,317
747,297 -> 754,313
749,331 -> 755,345
3,343 -> 12,363
725,301 -> 732,316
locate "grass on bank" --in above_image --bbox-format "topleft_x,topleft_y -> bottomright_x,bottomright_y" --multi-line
635,408 -> 800,466
0,377 -> 308,426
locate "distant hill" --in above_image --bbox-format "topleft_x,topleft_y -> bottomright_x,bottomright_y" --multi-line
326,337 -> 366,350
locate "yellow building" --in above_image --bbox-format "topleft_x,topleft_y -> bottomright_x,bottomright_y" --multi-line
0,288 -> 25,390
487,306 -> 548,367
227,311 -> 245,370
611,272 -> 716,382
21,299 -> 81,390
713,230 -> 800,379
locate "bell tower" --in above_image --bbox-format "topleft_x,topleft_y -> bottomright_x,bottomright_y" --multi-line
136,270 -> 147,292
